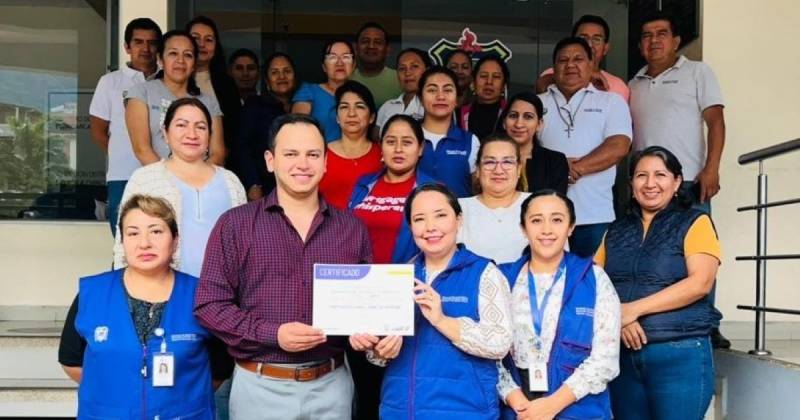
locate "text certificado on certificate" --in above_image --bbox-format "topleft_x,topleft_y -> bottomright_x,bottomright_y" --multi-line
312,264 -> 415,336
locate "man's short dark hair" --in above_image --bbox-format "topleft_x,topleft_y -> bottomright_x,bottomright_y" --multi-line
641,11 -> 679,37
356,21 -> 388,42
571,14 -> 610,41
229,48 -> 259,67
396,47 -> 432,69
552,37 -> 593,64
124,18 -> 162,47
267,114 -> 326,153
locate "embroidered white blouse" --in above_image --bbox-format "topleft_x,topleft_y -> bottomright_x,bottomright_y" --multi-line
497,263 -> 620,401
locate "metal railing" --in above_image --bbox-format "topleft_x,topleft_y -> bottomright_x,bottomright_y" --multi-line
736,138 -> 800,355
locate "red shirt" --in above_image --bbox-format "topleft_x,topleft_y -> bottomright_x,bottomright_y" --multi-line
352,176 -> 417,263
319,143 -> 383,209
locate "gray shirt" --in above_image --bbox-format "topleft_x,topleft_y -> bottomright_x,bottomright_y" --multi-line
124,79 -> 222,159
629,55 -> 724,180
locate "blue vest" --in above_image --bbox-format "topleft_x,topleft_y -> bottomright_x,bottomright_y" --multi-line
348,169 -> 439,263
604,206 -> 719,343
381,246 -> 499,420
75,270 -> 214,419
418,125 -> 474,198
499,252 -> 611,420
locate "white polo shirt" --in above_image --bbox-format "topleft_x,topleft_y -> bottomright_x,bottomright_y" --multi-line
375,93 -> 424,134
629,55 -> 724,180
89,64 -> 153,182
538,84 -> 632,225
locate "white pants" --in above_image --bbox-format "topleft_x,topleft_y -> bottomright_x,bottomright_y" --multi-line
229,363 -> 354,420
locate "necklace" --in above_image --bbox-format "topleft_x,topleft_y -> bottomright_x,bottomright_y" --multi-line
551,89 -> 589,138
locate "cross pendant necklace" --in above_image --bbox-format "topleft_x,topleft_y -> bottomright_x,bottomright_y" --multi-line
551,89 -> 589,139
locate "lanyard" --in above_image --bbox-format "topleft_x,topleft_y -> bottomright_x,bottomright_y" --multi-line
527,259 -> 566,340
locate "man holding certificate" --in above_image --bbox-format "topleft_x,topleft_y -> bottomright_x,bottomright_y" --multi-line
195,114 -> 374,420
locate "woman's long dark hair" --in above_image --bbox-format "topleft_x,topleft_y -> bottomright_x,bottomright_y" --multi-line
185,16 -> 228,82
156,30 -> 201,96
497,91 -> 544,146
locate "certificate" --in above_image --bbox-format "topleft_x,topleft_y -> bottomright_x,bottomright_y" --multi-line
312,264 -> 415,336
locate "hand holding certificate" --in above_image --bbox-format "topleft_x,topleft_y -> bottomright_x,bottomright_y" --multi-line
313,264 -> 415,336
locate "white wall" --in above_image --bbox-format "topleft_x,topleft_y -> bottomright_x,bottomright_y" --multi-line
0,222 -> 111,306
703,0 -> 800,321
117,0 -> 169,69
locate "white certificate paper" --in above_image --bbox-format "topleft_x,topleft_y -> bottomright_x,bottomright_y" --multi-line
313,264 -> 415,336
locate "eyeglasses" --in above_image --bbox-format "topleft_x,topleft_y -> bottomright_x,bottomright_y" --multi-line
324,53 -> 354,64
579,35 -> 606,46
480,159 -> 518,171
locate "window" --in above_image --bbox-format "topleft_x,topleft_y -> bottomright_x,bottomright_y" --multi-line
0,0 -> 110,220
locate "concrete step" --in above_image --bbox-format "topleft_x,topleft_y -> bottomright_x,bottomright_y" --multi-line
715,347 -> 800,420
0,321 -> 77,417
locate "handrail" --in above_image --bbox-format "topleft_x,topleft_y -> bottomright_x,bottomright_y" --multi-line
738,138 -> 800,165
737,198 -> 800,212
736,139 -> 800,356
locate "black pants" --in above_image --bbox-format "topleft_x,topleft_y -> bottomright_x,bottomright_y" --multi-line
346,344 -> 385,420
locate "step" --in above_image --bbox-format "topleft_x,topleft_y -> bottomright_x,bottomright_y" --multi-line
0,321 -> 77,417
714,340 -> 800,420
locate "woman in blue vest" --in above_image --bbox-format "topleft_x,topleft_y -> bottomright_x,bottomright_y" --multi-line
498,190 -> 620,420
347,114 -> 436,419
595,146 -> 721,420
417,66 -> 481,198
58,194 -> 216,419
350,183 -> 513,420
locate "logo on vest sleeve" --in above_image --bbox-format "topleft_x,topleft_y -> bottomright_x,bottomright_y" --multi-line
575,307 -> 594,317
171,333 -> 199,342
441,295 -> 469,303
94,326 -> 109,342
445,150 -> 467,156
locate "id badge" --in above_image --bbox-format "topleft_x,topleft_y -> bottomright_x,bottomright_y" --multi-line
152,352 -> 174,387
528,361 -> 548,392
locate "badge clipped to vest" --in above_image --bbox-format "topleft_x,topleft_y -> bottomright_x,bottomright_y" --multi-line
528,361 -> 549,392
152,328 -> 174,387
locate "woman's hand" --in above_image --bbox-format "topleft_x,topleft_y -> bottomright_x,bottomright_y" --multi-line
517,396 -> 558,420
414,280 -> 444,326
505,389 -> 529,413
349,333 -> 380,351
374,335 -> 403,360
621,321 -> 648,350
620,302 -> 641,327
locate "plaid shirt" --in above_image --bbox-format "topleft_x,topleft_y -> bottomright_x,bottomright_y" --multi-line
195,191 -> 372,363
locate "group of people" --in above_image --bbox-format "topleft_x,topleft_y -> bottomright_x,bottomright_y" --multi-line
58,10 -> 727,420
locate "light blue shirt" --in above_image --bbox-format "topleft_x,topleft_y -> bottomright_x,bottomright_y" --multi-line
292,82 -> 340,142
173,169 -> 232,277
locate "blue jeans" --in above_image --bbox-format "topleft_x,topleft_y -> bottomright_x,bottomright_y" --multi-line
610,336 -> 714,420
107,180 -> 127,237
569,222 -> 609,258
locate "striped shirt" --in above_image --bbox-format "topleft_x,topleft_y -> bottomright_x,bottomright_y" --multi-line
194,191 -> 372,363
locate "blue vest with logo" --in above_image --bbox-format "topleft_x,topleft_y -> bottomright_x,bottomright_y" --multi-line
348,169 -> 439,263
604,205 -> 719,343
381,246 -> 499,420
75,269 -> 214,419
499,252 -> 611,420
418,125 -> 474,198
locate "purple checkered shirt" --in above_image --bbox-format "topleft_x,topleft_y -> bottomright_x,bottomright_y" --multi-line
194,191 -> 372,363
